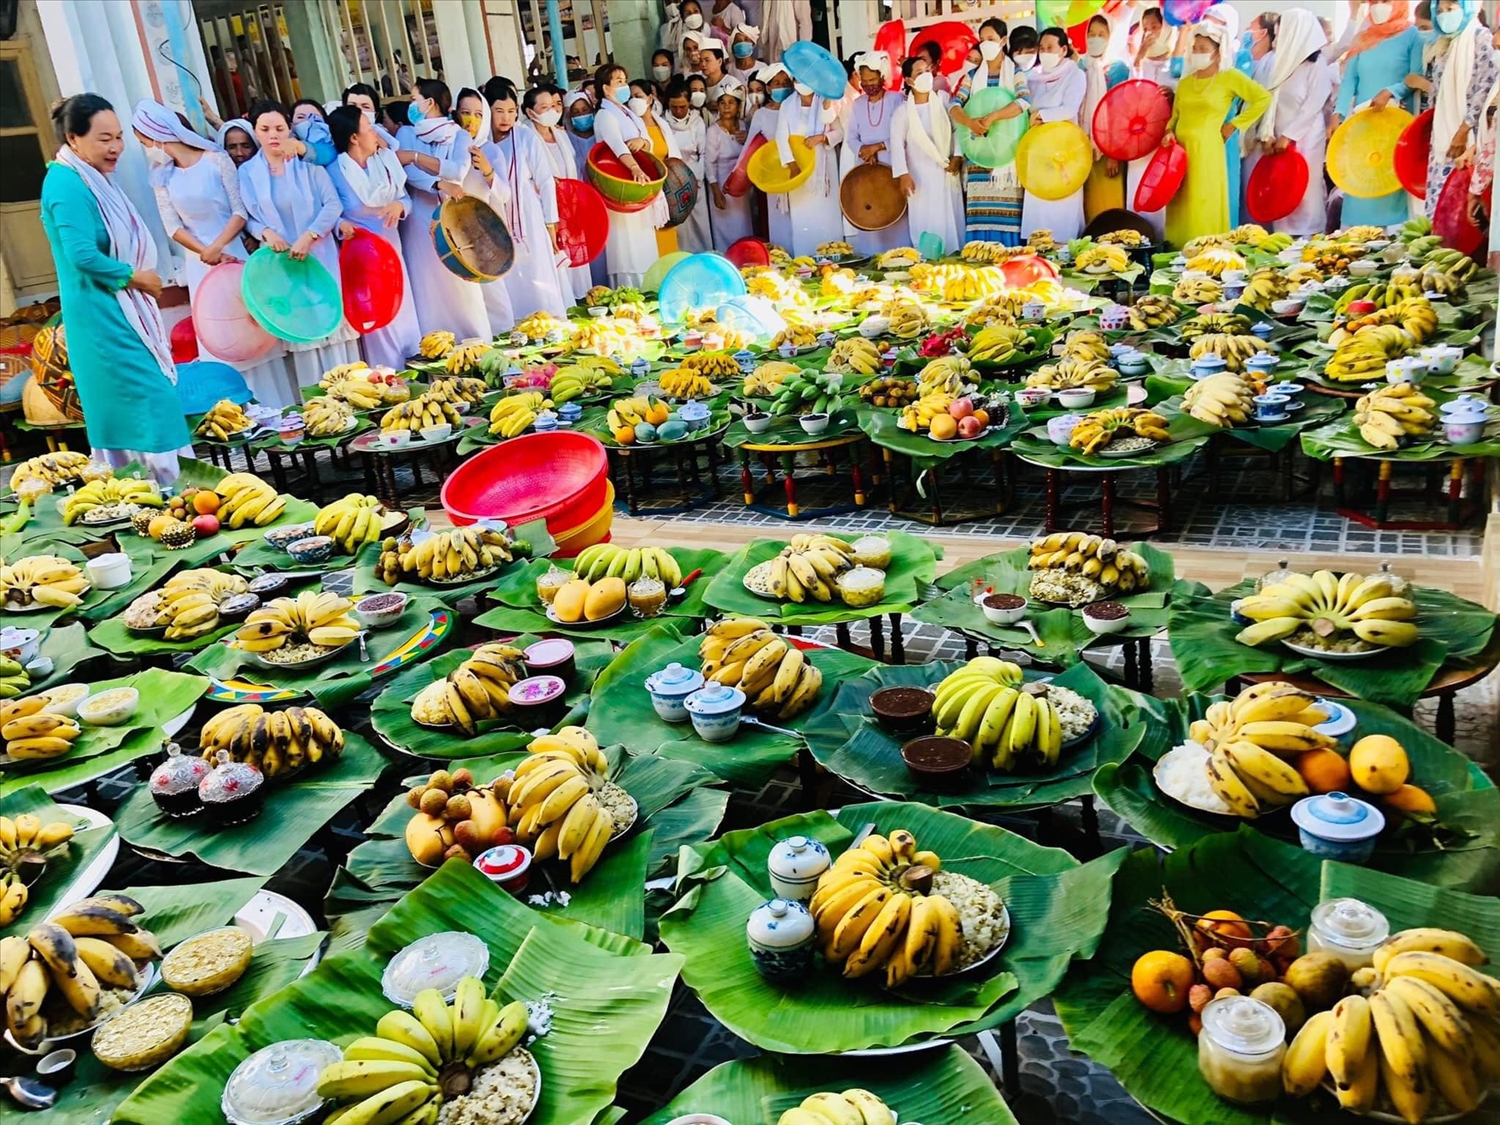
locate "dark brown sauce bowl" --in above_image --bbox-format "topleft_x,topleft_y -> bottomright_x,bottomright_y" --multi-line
900,736 -> 972,788
870,687 -> 936,735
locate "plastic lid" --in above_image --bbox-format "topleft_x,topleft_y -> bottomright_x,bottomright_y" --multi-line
151,743 -> 211,797
685,683 -> 745,714
508,676 -> 566,706
524,638 -> 575,666
646,662 -> 704,695
381,931 -> 490,1006
1311,897 -> 1390,951
474,844 -> 532,881
199,750 -> 263,803
1201,996 -> 1285,1058
221,1039 -> 343,1125
1292,792 -> 1385,841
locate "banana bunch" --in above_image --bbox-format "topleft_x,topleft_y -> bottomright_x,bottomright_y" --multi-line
1184,372 -> 1256,428
1241,268 -> 1291,312
1027,531 -> 1151,593
1,894 -> 162,1049
1188,680 -> 1334,758
572,544 -> 683,587
198,702 -> 344,778
0,873 -> 25,925
876,247 -> 922,269
1283,933 -> 1500,1122
1173,276 -> 1224,305
515,310 -> 569,339
381,392 -> 464,434
816,240 -> 855,258
964,291 -> 1025,327
8,450 -> 94,494
61,477 -> 162,525
1027,229 -> 1057,252
377,525 -> 515,584
1099,228 -> 1147,247
587,284 -> 646,307
1330,299 -> 1439,347
828,337 -> 883,375
1069,407 -> 1171,455
1400,215 -> 1434,243
763,534 -> 856,602
508,728 -> 626,882
930,656 -> 1065,769
1185,246 -> 1246,276
1416,262 -> 1465,299
695,319 -> 755,351
315,979 -> 532,1125
573,317 -> 645,357
606,394 -> 667,431
323,376 -> 387,411
1324,323 -> 1419,383
440,341 -> 487,377
960,239 -> 1020,263
897,391 -> 955,432
1180,312 -> 1252,341
1189,333 -> 1274,373
744,360 -> 801,396
747,270 -> 812,307
0,655 -> 28,699
917,355 -> 971,395
1026,356 -> 1118,392
1335,280 -> 1425,315
969,323 -> 1033,363
216,472 -> 287,527
411,643 -> 527,733
1228,223 -> 1269,245
820,268 -> 859,298
303,396 -> 355,436
677,350 -> 739,379
1064,329 -> 1111,364
489,392 -> 545,438
882,298 -> 929,339
1254,231 -> 1294,254
547,364 -> 613,404
0,813 -> 74,922
771,324 -> 819,351
194,399 -> 253,441
1127,294 -> 1181,330
235,589 -> 362,653
427,376 -> 488,407
698,622 -> 823,720
910,262 -> 1005,303
1234,568 -> 1420,649
1,555 -> 90,611
1422,246 -> 1478,282
1356,384 -> 1437,450
131,568 -> 251,640
418,330 -> 456,359
658,367 -> 716,399
810,830 -> 963,988
1076,244 -> 1130,273
769,368 -> 844,417
778,1090 -> 895,1125
1184,234 -> 1233,256
1340,224 -> 1386,242
312,492 -> 386,553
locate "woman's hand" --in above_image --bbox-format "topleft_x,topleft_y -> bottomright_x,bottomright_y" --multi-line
262,229 -> 291,253
967,116 -> 991,136
378,202 -> 405,227
859,143 -> 883,164
897,172 -> 916,196
625,137 -> 650,152
783,161 -> 800,176
1105,158 -> 1122,178
288,138 -> 308,158
1161,131 -> 1175,148
1406,74 -> 1433,93
289,232 -> 316,260
199,244 -> 225,266
337,220 -> 357,240
470,148 -> 493,178
626,159 -> 649,184
1372,88 -> 1393,110
948,155 -> 964,175
712,185 -> 728,210
804,133 -> 826,147
1029,109 -> 1044,127
1469,194 -> 1488,225
1274,135 -> 1294,153
129,269 -> 163,299
1220,123 -> 1236,141
438,180 -> 466,200
1448,125 -> 1471,161
395,149 -> 416,166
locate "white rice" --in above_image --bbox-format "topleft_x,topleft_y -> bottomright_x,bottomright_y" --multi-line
1043,684 -> 1098,743
1155,742 -> 1231,814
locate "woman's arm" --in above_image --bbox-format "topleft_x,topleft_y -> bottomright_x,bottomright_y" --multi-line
1278,63 -> 1333,147
307,164 -> 343,237
1227,69 -> 1273,133
1037,67 -> 1087,124
889,104 -> 910,178
44,172 -> 137,288
529,134 -> 560,224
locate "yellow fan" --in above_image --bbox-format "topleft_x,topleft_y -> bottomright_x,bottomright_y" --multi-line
1015,121 -> 1093,202
748,135 -> 816,194
1327,106 -> 1414,199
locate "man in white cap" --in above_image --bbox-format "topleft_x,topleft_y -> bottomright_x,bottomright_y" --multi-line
696,33 -> 731,104
840,50 -> 910,255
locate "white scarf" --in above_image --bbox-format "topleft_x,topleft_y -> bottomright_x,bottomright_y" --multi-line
1253,10 -> 1328,146
414,115 -> 464,149
55,146 -> 176,385
337,146 -> 407,208
903,94 -> 951,170
216,118 -> 256,152
1433,20 -> 1480,164
772,96 -> 828,214
131,100 -> 215,151
1081,16 -> 1113,158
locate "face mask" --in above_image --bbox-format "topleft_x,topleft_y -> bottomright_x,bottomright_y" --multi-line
979,39 -> 1002,61
684,12 -> 703,28
612,86 -> 632,105
1013,53 -> 1036,70
533,108 -> 562,126
912,72 -> 934,93
1190,51 -> 1215,72
747,92 -> 764,108
144,145 -> 170,167
1039,51 -> 1063,70
794,81 -> 812,96
652,66 -> 671,82
628,96 -> 650,115
769,86 -> 793,103
1087,37 -> 1107,58
690,90 -> 707,107
359,108 -> 376,125
408,101 -> 426,124
733,41 -> 755,59
1369,2 -> 1393,23
1436,10 -> 1464,34
572,112 -> 594,132
459,113 -> 482,138
669,112 -> 692,130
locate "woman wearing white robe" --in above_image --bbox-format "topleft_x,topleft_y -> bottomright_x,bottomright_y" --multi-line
592,63 -> 675,287
705,75 -> 754,249
889,60 -> 963,255
132,100 -> 293,407
1019,30 -> 1087,242
451,88 -> 518,336
525,85 -> 593,301
744,64 -> 843,257
841,52 -> 911,255
394,79 -> 493,341
664,79 -> 714,252
325,106 -> 421,369
238,100 -> 360,398
563,92 -> 610,288
1249,10 -> 1330,237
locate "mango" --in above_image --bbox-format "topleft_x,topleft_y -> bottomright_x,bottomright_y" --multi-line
1348,734 -> 1409,795
584,576 -> 627,621
634,421 -> 658,443
552,579 -> 591,623
658,419 -> 688,442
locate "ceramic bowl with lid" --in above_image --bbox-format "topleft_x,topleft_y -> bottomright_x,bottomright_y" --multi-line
222,1038 -> 344,1125
684,682 -> 746,742
1190,355 -> 1228,379
85,552 -> 132,590
746,897 -> 816,981
767,835 -> 832,903
1306,897 -> 1390,969
1440,393 -> 1488,416
1419,344 -> 1461,375
1291,791 -> 1385,863
644,662 -> 705,723
381,931 -> 489,1007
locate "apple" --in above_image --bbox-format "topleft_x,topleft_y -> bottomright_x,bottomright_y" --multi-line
366,370 -> 384,383
949,397 -> 975,420
957,415 -> 984,439
191,513 -> 221,537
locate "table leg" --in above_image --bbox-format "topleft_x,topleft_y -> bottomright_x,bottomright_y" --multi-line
1206,439 -> 1220,503
410,455 -> 423,490
1080,794 -> 1101,854
992,448 -> 1005,513
1333,457 -> 1346,506
1123,637 -> 1138,688
1157,467 -> 1171,533
781,452 -> 798,518
883,447 -> 897,514
965,635 -> 978,659
1045,469 -> 1059,532
740,452 -> 753,507
796,747 -> 819,809
889,613 -> 905,664
1137,636 -> 1154,694
930,470 -> 943,525
851,456 -> 866,508
1435,692 -> 1456,744
836,622 -> 851,651
269,453 -> 288,494
1100,473 -> 1115,538
1376,460 -> 1392,524
1000,1019 -> 1020,1097
869,614 -> 886,662
1447,459 -> 1463,525
674,446 -> 690,504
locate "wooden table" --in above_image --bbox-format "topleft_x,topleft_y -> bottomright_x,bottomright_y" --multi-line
607,429 -> 723,514
349,420 -> 480,507
1332,454 -> 1489,530
737,432 -> 872,520
880,445 -> 1011,526
1012,454 -> 1173,537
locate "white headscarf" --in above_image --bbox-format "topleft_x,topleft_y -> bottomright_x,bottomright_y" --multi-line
1198,4 -> 1239,70
736,24 -> 760,42
338,143 -> 407,209
856,51 -> 891,82
1081,15 -> 1114,156
1433,18 -> 1481,163
757,62 -> 787,84
1254,10 -> 1327,144
216,118 -> 257,153
903,78 -> 952,171
55,145 -> 176,384
131,100 -> 215,151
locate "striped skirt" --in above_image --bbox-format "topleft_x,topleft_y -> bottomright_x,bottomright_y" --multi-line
965,162 -> 1022,246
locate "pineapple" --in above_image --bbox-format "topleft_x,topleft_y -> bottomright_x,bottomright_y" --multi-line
158,520 -> 197,551
131,509 -> 156,536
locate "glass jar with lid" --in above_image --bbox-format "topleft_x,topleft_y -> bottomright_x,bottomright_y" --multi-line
1198,995 -> 1286,1105
1307,897 -> 1390,970
535,563 -> 571,606
222,1039 -> 343,1125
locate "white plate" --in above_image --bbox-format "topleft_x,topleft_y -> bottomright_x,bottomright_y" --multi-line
1281,639 -> 1391,662
234,888 -> 319,942
1319,1081 -> 1486,1123
928,425 -> 994,444
39,803 -> 119,921
1152,743 -> 1244,818
840,1036 -> 953,1058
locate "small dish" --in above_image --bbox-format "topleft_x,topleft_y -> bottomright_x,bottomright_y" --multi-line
743,412 -> 773,434
1347,259 -> 1379,278
1291,791 -> 1384,864
1081,602 -> 1130,635
523,637 -> 576,682
419,423 -> 453,444
84,553 -> 132,590
1270,298 -> 1304,317
507,675 -> 567,715
981,592 -> 1027,625
354,592 -> 408,629
799,413 -> 830,436
900,736 -> 971,787
2,628 -> 42,666
285,536 -> 335,565
869,687 -> 935,735
378,430 -> 412,449
264,524 -> 315,552
1055,388 -> 1096,409
645,662 -> 706,723
77,687 -> 139,726
37,683 -> 90,718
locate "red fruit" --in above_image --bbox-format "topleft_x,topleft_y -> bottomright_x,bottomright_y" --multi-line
191,514 -> 220,537
1188,983 -> 1213,1014
949,398 -> 975,420
492,826 -> 516,846
957,415 -> 984,438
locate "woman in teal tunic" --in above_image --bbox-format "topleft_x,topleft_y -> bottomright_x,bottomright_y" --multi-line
40,94 -> 193,482
1334,6 -> 1425,229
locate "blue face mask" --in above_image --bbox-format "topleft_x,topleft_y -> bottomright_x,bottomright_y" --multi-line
769,86 -> 793,103
733,41 -> 755,59
612,86 -> 631,105
1417,26 -> 1440,43
1436,9 -> 1465,34
407,101 -> 425,125
572,113 -> 595,132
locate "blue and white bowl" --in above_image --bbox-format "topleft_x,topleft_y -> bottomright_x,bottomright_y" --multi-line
685,682 -> 746,742
1291,792 -> 1385,864
644,662 -> 705,723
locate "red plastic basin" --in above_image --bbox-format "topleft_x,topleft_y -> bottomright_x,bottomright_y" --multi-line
442,432 -> 610,528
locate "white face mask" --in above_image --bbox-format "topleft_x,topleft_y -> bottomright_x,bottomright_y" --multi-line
532,108 -> 562,126
144,144 -> 171,167
912,72 -> 934,94
979,39 -> 1003,61
1013,52 -> 1037,70
1087,36 -> 1108,58
1369,2 -> 1393,23
684,12 -> 703,28
653,65 -> 672,82
1039,51 -> 1064,70
360,108 -> 376,124
1190,51 -> 1215,72
747,92 -> 764,108
794,81 -> 812,96
628,96 -> 650,116
669,112 -> 693,130
690,90 -> 707,107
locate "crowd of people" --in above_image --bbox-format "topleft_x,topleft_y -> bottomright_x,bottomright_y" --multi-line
36,1 -> 1500,479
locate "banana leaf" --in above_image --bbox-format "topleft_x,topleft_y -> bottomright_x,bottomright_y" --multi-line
703,531 -> 941,625
480,545 -> 727,626
1150,390 -> 1347,453
1093,693 -> 1500,890
1166,578 -> 1496,707
76,537 -> 189,624
0,786 -> 114,940
21,623 -> 110,695
474,603 -> 692,645
1300,409 -> 1500,462
985,382 -> 1130,422
1010,424 -> 1212,469
856,400 -> 1029,471
0,668 -> 208,793
0,542 -> 133,633
800,661 -> 1151,811
722,408 -> 861,448
5,727 -> 173,799
369,639 -> 616,760
659,802 -> 1124,1053
114,860 -> 680,1125
87,614 -> 242,657
186,595 -> 453,709
586,626 -> 876,788
110,732 -> 385,875
346,517 -> 558,605
252,414 -> 375,452
640,1045 -> 1018,1125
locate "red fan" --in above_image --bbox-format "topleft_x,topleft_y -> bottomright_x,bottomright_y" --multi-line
1394,109 -> 1433,199
1092,80 -> 1173,162
1134,142 -> 1187,212
874,19 -> 906,91
339,230 -> 404,333
999,254 -> 1060,286
725,134 -> 767,198
1246,145 -> 1309,224
170,316 -> 198,364
555,177 -> 609,266
909,21 -> 977,77
725,237 -> 771,269
1433,166 -> 1488,257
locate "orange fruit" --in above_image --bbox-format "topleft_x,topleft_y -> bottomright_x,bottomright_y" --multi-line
1195,909 -> 1254,948
1382,784 -> 1436,816
929,414 -> 958,440
1293,748 -> 1352,794
972,408 -> 990,428
1131,950 -> 1195,1013
147,512 -> 176,539
612,425 -> 636,445
193,490 -> 221,515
